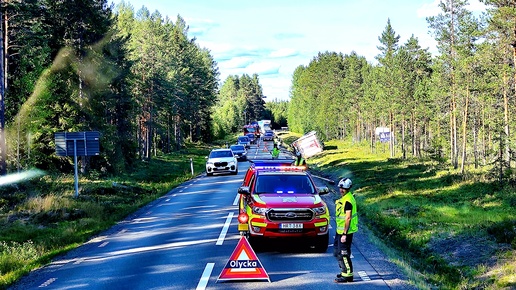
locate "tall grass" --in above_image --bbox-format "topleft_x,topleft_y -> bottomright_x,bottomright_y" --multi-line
310,139 -> 516,289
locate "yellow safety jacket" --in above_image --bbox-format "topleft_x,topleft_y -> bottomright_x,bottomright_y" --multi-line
294,157 -> 305,166
335,192 -> 358,235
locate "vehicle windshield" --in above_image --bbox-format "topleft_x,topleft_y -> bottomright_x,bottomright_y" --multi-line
209,150 -> 233,158
254,175 -> 315,194
238,136 -> 249,142
230,145 -> 245,151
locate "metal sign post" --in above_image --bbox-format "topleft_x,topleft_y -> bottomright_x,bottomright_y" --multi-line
55,131 -> 100,198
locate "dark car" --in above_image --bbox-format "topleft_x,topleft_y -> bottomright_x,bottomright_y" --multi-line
230,144 -> 248,161
262,130 -> 274,141
246,133 -> 256,144
237,136 -> 251,149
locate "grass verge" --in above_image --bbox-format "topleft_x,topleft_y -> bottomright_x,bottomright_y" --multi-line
0,143 -> 211,289
307,138 -> 516,289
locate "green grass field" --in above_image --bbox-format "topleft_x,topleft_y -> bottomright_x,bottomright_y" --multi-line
0,136 -> 514,289
305,137 -> 516,289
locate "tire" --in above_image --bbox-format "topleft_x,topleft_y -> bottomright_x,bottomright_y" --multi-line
312,233 -> 329,253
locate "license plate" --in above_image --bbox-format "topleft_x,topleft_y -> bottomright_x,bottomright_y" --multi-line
238,223 -> 249,231
280,223 -> 303,229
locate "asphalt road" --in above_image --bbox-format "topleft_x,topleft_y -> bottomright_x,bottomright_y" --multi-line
9,138 -> 418,290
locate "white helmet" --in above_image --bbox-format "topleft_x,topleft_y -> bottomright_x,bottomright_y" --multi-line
338,178 -> 352,189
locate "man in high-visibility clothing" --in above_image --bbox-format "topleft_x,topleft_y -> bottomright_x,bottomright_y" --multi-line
271,144 -> 280,159
294,151 -> 306,167
334,178 -> 358,283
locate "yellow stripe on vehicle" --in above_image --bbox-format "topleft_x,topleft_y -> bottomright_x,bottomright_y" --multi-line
315,221 -> 328,227
252,194 -> 266,204
251,221 -> 267,227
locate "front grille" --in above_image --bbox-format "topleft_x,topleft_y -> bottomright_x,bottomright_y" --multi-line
267,209 -> 314,222
214,161 -> 228,167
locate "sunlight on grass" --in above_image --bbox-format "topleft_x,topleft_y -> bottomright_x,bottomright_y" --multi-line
300,136 -> 516,288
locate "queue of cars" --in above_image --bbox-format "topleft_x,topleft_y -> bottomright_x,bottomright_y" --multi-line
205,133 -> 329,252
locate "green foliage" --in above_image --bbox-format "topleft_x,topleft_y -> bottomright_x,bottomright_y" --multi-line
212,74 -> 266,137
0,144 -> 209,288
310,139 -> 516,288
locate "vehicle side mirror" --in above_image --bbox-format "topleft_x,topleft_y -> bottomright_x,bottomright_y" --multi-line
238,186 -> 251,195
317,186 -> 329,195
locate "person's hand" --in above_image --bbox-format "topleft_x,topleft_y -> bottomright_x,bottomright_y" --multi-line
340,235 -> 346,243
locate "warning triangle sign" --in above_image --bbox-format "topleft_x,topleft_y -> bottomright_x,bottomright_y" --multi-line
217,236 -> 270,282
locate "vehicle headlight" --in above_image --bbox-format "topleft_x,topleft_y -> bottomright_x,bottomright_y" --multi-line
313,206 -> 327,215
252,206 -> 268,215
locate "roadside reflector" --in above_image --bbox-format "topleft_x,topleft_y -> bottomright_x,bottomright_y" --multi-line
217,236 -> 270,282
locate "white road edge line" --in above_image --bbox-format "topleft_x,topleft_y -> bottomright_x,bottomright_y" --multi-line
216,212 -> 234,245
196,263 -> 215,290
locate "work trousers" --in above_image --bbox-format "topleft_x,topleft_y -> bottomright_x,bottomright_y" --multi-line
333,233 -> 353,277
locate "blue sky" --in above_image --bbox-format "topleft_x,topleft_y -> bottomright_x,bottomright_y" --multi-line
111,0 -> 486,102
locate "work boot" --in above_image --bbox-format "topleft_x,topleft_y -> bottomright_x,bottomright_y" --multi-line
334,275 -> 353,283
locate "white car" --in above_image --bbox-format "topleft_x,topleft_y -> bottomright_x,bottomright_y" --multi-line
205,149 -> 239,176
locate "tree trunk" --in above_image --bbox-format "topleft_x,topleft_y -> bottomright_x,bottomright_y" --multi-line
401,118 -> 406,159
460,87 -> 469,174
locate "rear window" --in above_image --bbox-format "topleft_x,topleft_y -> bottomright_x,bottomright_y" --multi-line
254,175 -> 314,194
210,150 -> 233,158
230,145 -> 245,151
238,136 -> 249,142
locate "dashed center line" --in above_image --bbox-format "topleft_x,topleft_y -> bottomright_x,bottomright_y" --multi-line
73,258 -> 85,265
38,278 -> 57,287
216,212 -> 234,245
196,263 -> 214,290
98,242 -> 109,248
358,270 -> 371,281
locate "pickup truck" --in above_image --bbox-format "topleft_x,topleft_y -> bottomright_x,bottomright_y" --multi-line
237,160 -> 330,252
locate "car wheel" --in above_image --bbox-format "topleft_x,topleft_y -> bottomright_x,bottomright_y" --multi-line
312,233 -> 329,253
232,169 -> 238,175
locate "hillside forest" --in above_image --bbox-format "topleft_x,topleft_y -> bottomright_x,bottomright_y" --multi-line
0,0 -> 515,187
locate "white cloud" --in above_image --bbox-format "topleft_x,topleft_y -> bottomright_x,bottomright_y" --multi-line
246,62 -> 281,75
218,57 -> 254,69
467,0 -> 487,12
269,48 -> 299,58
417,0 -> 441,18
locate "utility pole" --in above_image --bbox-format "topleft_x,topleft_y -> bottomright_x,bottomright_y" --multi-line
0,0 -> 6,175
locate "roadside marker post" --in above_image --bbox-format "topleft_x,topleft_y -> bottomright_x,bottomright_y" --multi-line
217,236 -> 270,283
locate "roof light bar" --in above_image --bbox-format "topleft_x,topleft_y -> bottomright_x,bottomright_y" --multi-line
253,165 -> 306,172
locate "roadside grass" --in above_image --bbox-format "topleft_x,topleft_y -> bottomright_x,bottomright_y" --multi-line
1,133 -> 514,289
308,138 -> 516,289
0,143 -> 210,289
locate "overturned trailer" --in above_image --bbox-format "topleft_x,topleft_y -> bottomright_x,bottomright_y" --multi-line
291,131 -> 324,158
